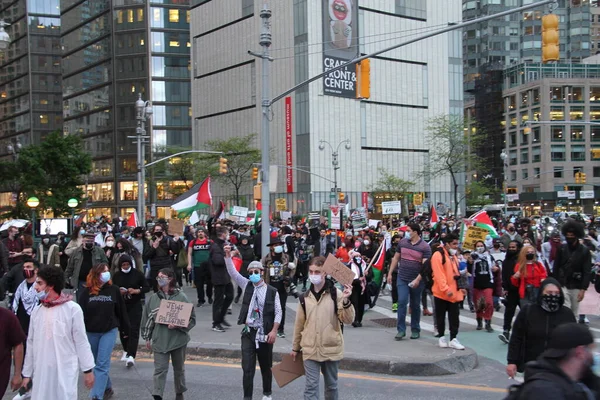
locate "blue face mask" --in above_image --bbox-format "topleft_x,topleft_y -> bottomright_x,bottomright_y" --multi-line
36,290 -> 48,301
100,271 -> 111,284
249,273 -> 262,284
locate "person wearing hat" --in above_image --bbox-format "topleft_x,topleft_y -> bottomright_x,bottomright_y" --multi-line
65,231 -> 108,301
506,277 -> 576,379
262,237 -> 295,338
112,254 -> 150,368
224,247 -> 281,400
514,323 -> 600,400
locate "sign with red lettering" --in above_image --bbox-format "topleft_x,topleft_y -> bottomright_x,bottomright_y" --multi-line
285,96 -> 293,193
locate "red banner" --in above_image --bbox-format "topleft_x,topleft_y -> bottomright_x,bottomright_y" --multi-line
361,192 -> 369,208
285,96 -> 293,193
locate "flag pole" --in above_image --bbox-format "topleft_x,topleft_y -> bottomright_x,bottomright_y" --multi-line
364,240 -> 385,274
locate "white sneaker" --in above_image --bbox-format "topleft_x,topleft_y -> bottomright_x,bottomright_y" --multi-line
13,391 -> 31,400
120,351 -> 128,362
438,336 -> 448,348
262,396 -> 272,400
449,338 -> 465,350
126,356 -> 135,368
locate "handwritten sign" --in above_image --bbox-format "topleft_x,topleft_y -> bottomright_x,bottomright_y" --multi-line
155,300 -> 193,328
462,225 -> 489,251
275,198 -> 287,211
168,219 -> 185,237
272,353 -> 305,388
322,253 -> 355,286
231,206 -> 249,217
381,201 -> 401,215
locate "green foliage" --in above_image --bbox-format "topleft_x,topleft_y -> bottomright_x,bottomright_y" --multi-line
369,168 -> 414,216
466,181 -> 498,207
5,131 -> 92,217
204,134 -> 261,204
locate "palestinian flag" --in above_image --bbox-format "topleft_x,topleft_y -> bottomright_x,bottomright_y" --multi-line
430,205 -> 440,228
371,241 -> 386,286
170,177 -> 212,218
469,210 -> 499,238
254,201 -> 262,226
213,200 -> 225,220
127,210 -> 138,227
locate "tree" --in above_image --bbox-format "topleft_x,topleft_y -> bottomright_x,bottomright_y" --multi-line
466,180 -> 499,208
369,168 -> 415,216
423,115 -> 483,217
2,131 -> 92,217
204,134 -> 261,204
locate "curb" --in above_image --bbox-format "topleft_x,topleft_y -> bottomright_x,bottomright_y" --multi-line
114,344 -> 478,377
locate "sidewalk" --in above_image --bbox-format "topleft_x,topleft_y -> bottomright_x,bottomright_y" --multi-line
117,285 -> 478,377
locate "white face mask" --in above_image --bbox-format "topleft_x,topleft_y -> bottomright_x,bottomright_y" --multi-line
121,267 -> 132,274
106,241 -> 115,247
448,248 -> 457,256
309,274 -> 322,286
476,246 -> 485,254
364,240 -> 370,246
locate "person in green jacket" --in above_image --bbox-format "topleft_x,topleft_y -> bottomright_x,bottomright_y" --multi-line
141,268 -> 196,400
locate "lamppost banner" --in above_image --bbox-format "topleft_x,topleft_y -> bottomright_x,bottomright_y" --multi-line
285,96 -> 293,193
322,0 -> 359,98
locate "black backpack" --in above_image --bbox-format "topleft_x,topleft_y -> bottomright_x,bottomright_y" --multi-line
298,279 -> 344,333
422,248 -> 445,291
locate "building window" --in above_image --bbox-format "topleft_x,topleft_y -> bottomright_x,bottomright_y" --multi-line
520,91 -> 529,107
571,145 -> 586,161
533,167 -> 540,178
551,126 -> 565,141
551,145 -> 566,161
510,170 -> 517,181
507,95 -> 516,110
570,86 -> 584,102
509,150 -> 517,166
509,132 -> 517,147
554,166 -> 564,178
592,126 -> 600,142
569,106 -> 584,121
570,126 -> 584,141
532,88 -> 540,105
550,86 -> 564,101
128,9 -> 134,23
532,146 -> 541,163
522,169 -> 528,180
521,130 -> 529,145
520,148 -> 529,164
594,166 -> 600,178
39,114 -> 48,124
532,127 -> 540,143
168,9 -> 179,22
550,106 -> 564,121
117,10 -> 124,24
590,86 -> 600,102
137,8 -> 144,22
396,0 -> 427,20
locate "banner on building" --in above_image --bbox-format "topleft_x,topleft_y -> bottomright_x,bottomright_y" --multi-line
580,190 -> 594,199
557,190 -> 576,199
285,96 -> 294,193
322,0 -> 359,98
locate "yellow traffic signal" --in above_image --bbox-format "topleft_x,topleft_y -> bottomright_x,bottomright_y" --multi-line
542,14 -> 559,63
564,185 -> 569,191
338,192 -> 345,202
219,157 -> 228,174
580,172 -> 587,184
355,59 -> 370,99
251,167 -> 259,180
575,172 -> 581,184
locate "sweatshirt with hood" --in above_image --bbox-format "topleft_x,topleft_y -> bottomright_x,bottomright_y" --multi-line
507,277 -> 576,371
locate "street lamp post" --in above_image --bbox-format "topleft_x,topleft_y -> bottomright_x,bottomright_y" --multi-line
500,149 -> 508,217
130,94 -> 152,227
26,196 -> 39,243
318,139 -> 351,200
68,198 -> 78,233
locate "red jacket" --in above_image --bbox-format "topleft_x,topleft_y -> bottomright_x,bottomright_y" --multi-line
510,261 -> 547,299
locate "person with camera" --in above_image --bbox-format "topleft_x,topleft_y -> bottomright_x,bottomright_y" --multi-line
143,224 -> 181,293
551,220 -> 592,316
224,246 -> 281,400
290,256 -> 354,400
511,245 -> 548,307
263,237 -> 295,338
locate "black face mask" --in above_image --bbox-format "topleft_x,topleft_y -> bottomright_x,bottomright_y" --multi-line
508,228 -> 515,233
506,249 -> 518,256
155,231 -> 163,237
526,253 -> 535,261
566,237 -> 578,244
84,242 -> 94,250
540,293 -> 561,312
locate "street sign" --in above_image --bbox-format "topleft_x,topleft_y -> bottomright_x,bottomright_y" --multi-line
330,188 -> 342,192
381,200 -> 401,215
580,190 -> 594,199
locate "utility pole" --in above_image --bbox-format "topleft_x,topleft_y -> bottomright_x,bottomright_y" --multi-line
249,5 -> 273,258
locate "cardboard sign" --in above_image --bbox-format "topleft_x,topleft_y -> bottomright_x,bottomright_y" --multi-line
462,225 -> 489,251
272,353 -> 305,388
155,300 -> 193,328
168,219 -> 185,237
275,198 -> 287,212
322,253 -> 355,286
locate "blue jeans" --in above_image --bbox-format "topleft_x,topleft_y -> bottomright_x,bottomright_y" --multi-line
396,278 -> 424,333
87,328 -> 118,399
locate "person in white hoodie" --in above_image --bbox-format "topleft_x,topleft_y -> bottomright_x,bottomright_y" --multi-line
348,251 -> 369,327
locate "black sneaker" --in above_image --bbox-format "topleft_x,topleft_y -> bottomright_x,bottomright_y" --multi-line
227,308 -> 232,315
104,388 -> 114,399
221,320 -> 231,328
499,331 -> 510,344
212,324 -> 225,332
196,301 -> 204,308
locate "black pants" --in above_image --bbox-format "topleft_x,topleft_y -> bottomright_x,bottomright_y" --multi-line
503,289 -> 521,332
391,270 -> 398,303
212,283 -> 234,325
351,280 -> 366,323
241,328 -> 273,400
271,281 -> 287,332
120,302 -> 142,358
193,266 -> 213,304
293,262 -> 308,287
174,267 -> 183,287
422,289 -> 429,310
434,297 -> 460,340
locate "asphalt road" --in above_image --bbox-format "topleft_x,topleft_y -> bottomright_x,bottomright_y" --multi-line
3,356 -> 511,400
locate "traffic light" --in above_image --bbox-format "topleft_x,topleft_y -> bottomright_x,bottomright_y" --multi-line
575,172 -> 581,184
338,192 -> 345,203
542,14 -> 559,63
219,157 -> 228,174
251,167 -> 259,180
355,59 -> 370,99
580,172 -> 587,184
592,149 -> 600,159
564,185 -> 569,191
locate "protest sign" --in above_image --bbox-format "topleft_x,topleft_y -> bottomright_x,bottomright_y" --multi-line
272,353 -> 305,388
350,207 -> 368,230
167,219 -> 185,237
322,254 -> 355,286
231,206 -> 249,218
155,300 -> 193,328
462,225 -> 489,251
328,205 -> 342,230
